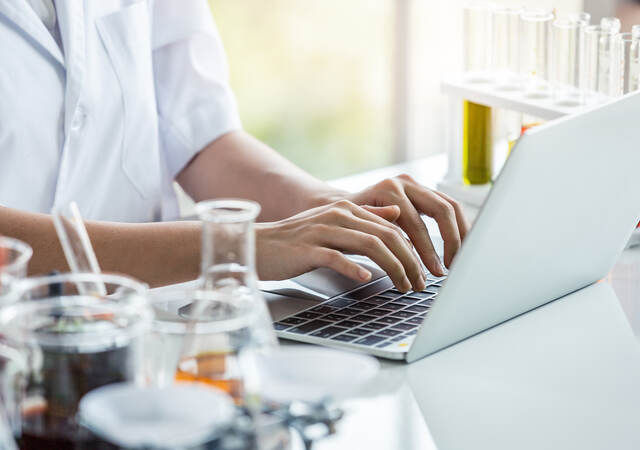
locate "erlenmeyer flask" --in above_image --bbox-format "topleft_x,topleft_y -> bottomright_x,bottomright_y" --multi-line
196,199 -> 277,348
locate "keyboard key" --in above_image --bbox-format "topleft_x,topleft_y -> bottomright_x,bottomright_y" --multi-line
392,323 -> 417,331
310,305 -> 336,314
407,317 -> 424,325
335,308 -> 362,317
359,322 -> 386,330
366,296 -> 393,305
406,292 -> 435,299
331,334 -> 358,342
376,291 -> 404,300
310,326 -> 348,338
368,308 -> 392,317
376,342 -> 393,348
323,314 -> 347,322
406,305 -> 429,313
375,316 -> 401,325
352,302 -> 377,310
336,320 -> 362,328
288,320 -> 332,334
295,312 -> 321,320
343,278 -> 394,300
327,298 -> 357,308
418,299 -> 433,306
351,327 -> 373,336
351,314 -> 376,322
394,297 -> 418,305
354,335 -> 387,346
281,317 -> 307,325
273,322 -> 291,330
390,336 -> 405,342
378,328 -> 402,337
390,311 -> 414,319
406,329 -> 418,335
381,302 -> 405,311
388,289 -> 407,295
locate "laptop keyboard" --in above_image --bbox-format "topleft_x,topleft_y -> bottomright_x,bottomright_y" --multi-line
273,273 -> 447,350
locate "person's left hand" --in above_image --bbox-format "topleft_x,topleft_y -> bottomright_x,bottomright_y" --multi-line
345,174 -> 470,277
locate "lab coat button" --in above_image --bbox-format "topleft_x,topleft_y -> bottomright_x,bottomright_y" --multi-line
71,107 -> 87,131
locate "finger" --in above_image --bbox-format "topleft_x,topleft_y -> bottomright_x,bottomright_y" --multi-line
350,204 -> 412,248
361,205 -> 401,222
402,183 -> 461,269
338,213 -> 425,291
433,191 -> 471,240
319,227 -> 412,292
392,195 -> 446,276
312,248 -> 372,282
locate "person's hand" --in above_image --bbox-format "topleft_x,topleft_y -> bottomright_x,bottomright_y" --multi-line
346,174 -> 470,276
255,200 -> 426,292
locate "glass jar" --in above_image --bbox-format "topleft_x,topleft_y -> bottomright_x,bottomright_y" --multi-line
0,237 -> 32,297
0,273 -> 151,449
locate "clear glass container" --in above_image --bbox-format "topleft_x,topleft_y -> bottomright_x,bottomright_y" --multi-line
551,19 -> 583,105
616,32 -> 640,95
0,237 -> 32,296
0,273 -> 151,449
584,24 -> 621,99
519,9 -> 554,98
633,25 -> 640,40
492,7 -> 521,89
463,2 -> 494,82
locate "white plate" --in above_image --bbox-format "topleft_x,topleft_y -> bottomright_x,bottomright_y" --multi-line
79,383 -> 235,448
254,346 -> 380,404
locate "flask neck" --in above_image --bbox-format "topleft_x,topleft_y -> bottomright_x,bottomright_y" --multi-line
197,200 -> 260,291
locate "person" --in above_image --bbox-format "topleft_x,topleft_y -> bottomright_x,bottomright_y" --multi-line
0,0 -> 469,292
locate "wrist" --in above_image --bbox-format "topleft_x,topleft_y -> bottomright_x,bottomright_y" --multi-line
304,188 -> 351,210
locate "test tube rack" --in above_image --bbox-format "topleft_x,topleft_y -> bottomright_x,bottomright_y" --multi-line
437,74 -> 640,248
437,73 -> 592,208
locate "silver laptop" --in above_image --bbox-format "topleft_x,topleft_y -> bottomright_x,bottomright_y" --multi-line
266,91 -> 640,362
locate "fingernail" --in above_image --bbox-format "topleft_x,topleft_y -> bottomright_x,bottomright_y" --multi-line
358,268 -> 372,281
402,277 -> 412,292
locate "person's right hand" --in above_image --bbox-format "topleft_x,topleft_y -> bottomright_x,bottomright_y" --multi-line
255,200 -> 427,292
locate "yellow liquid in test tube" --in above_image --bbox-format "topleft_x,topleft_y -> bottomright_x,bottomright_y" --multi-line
462,100 -> 492,185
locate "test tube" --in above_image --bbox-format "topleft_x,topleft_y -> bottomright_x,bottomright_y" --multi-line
520,9 -> 554,98
633,25 -> 640,39
584,22 -> 621,99
463,2 -> 494,82
616,32 -> 640,95
492,7 -> 522,89
551,19 -> 582,105
567,12 -> 591,95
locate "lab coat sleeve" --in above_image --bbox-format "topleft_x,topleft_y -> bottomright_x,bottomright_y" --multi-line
151,0 -> 242,178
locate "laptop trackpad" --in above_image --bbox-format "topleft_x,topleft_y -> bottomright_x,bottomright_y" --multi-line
259,256 -> 386,302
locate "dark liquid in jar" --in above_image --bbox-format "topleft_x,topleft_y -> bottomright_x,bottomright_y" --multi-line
17,344 -> 134,450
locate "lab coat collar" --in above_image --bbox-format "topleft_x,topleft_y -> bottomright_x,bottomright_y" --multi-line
0,0 -> 64,67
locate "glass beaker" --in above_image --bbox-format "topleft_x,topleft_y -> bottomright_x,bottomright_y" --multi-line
519,9 -> 554,98
0,273 -> 151,449
493,7 -> 521,90
0,238 -> 32,296
463,2 -> 494,83
551,19 -> 582,105
616,32 -> 640,95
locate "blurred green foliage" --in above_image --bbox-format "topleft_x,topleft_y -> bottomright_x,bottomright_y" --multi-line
208,0 -> 394,180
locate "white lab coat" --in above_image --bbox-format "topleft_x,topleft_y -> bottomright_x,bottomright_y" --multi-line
0,0 -> 241,221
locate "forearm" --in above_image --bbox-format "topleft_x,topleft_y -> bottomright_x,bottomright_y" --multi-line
176,131 -> 346,221
0,206 -> 200,287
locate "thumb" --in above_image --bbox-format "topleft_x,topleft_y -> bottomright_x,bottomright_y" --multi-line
361,204 -> 401,222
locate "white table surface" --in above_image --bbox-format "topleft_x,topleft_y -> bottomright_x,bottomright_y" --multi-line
285,154 -> 640,450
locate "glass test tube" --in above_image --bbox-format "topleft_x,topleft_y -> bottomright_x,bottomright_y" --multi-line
584,23 -> 621,99
567,12 -> 591,96
463,2 -> 494,82
492,7 -> 521,89
616,32 -> 640,95
520,10 -> 554,98
551,19 -> 582,105
462,2 -> 494,185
